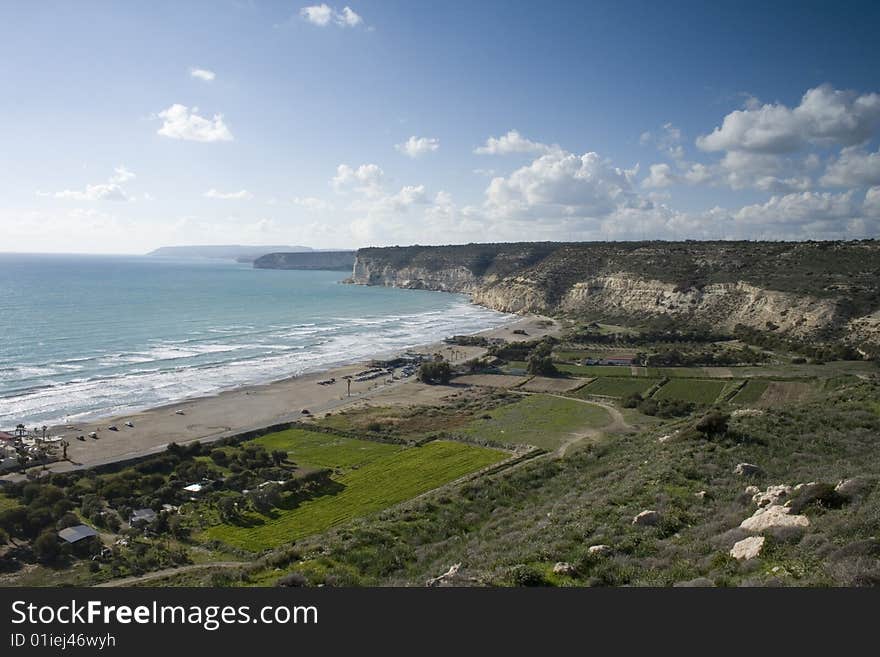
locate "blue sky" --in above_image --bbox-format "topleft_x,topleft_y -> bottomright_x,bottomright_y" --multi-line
1,0 -> 879,253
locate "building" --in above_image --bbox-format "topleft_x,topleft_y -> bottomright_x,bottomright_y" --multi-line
58,525 -> 98,544
129,508 -> 157,525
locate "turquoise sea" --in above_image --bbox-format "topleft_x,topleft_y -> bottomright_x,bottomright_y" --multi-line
0,254 -> 512,427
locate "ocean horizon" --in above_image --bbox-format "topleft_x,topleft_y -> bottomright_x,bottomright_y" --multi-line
0,253 -> 513,428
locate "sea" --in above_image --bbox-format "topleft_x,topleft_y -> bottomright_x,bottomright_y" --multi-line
0,254 -> 513,428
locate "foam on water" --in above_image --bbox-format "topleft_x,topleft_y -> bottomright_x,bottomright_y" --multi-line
0,254 -> 514,426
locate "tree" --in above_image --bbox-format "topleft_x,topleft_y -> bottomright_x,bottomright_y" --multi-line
217,495 -> 241,523
271,450 -> 288,466
418,361 -> 452,384
34,531 -> 60,564
696,411 -> 730,437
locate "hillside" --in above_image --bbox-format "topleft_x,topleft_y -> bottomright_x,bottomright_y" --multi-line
348,241 -> 880,349
253,251 -> 356,271
147,245 -> 311,261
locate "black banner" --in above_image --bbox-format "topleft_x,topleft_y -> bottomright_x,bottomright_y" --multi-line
0,587 -> 876,654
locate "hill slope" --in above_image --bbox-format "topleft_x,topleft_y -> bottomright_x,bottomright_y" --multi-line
347,241 -> 880,349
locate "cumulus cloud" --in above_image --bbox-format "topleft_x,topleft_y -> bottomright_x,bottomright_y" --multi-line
204,189 -> 253,200
156,104 -> 233,142
697,84 -> 880,154
332,163 -> 384,196
474,129 -> 554,155
484,149 -> 638,219
640,123 -> 684,160
190,68 -> 216,82
300,4 -> 362,28
642,163 -> 679,188
395,136 -> 440,158
821,146 -> 880,187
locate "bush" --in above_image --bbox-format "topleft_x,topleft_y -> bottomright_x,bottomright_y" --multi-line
622,393 -> 643,408
507,564 -> 548,587
277,572 -> 308,587
695,411 -> 730,437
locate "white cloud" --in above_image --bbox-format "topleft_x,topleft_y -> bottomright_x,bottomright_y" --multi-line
484,149 -> 638,220
332,163 -> 384,196
156,104 -> 233,142
821,146 -> 880,187
204,189 -> 253,200
190,68 -> 216,82
54,183 -> 129,202
300,4 -> 362,28
395,136 -> 440,158
110,165 -> 136,183
864,186 -> 880,217
292,196 -> 333,211
697,84 -> 880,154
474,129 -> 554,155
50,167 -> 136,202
641,123 -> 684,160
642,163 -> 679,188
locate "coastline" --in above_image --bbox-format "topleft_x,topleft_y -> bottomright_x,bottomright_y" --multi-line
5,313 -> 558,477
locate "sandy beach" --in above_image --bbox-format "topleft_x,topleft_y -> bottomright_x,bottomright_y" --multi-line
5,314 -> 558,476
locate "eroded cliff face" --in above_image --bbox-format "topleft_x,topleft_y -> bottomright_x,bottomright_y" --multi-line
348,242 -> 880,347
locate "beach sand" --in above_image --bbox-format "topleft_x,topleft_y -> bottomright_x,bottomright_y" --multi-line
11,314 -> 558,475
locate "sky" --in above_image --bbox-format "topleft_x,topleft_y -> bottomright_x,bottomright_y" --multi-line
1,0 -> 880,253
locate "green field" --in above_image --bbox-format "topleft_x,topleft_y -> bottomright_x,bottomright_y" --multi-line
457,394 -> 611,449
207,439 -> 505,551
249,428 -> 401,470
652,378 -> 728,404
731,379 -> 770,405
576,377 -> 661,398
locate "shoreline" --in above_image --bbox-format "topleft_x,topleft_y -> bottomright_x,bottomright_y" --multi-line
3,314 -> 558,477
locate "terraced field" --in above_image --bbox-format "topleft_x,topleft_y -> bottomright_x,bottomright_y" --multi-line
731,379 -> 770,405
207,438 -> 505,552
250,428 -> 401,470
652,378 -> 728,404
575,377 -> 661,398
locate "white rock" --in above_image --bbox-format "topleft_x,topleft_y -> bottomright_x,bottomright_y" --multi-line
752,484 -> 792,508
730,536 -> 765,560
734,463 -> 763,477
632,510 -> 660,526
744,485 -> 760,495
694,490 -> 709,500
740,504 -> 810,533
426,562 -> 462,587
553,562 -> 577,576
587,544 -> 611,556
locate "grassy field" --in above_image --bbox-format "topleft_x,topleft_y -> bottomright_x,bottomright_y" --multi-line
207,440 -> 505,552
652,378 -> 728,404
457,394 -> 611,450
575,377 -> 661,398
731,379 -> 770,405
249,428 -> 401,470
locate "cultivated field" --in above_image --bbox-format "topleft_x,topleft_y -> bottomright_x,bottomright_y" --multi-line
756,381 -> 816,407
208,437 -> 505,552
454,373 -> 530,389
575,377 -> 661,398
731,379 -> 770,405
457,393 -> 611,450
250,428 -> 401,470
653,378 -> 728,404
519,376 -> 589,393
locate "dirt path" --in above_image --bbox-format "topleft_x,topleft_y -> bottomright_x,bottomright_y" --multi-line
92,561 -> 245,587
509,390 -> 634,458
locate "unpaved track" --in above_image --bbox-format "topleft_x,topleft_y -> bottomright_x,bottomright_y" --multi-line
93,561 -> 245,587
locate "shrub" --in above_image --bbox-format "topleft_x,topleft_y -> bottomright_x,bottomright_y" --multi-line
695,411 -> 730,437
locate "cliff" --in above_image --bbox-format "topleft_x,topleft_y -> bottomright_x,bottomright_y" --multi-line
348,241 -> 880,347
253,251 -> 356,271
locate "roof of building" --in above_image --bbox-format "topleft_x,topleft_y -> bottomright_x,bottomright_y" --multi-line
0,431 -> 15,441
130,508 -> 157,521
58,525 -> 98,543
